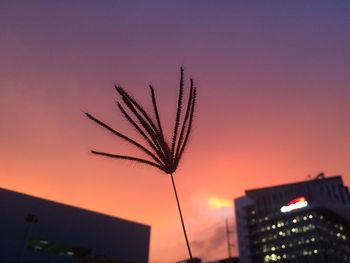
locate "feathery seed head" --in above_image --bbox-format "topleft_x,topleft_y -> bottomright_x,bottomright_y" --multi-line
86,68 -> 196,175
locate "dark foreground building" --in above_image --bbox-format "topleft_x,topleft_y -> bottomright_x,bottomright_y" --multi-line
177,257 -> 239,263
207,257 -> 239,263
235,174 -> 350,263
177,257 -> 202,263
0,187 -> 150,263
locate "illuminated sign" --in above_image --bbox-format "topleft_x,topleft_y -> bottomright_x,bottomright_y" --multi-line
280,196 -> 308,213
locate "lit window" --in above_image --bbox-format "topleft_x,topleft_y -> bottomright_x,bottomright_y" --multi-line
264,254 -> 278,262
263,245 -> 268,253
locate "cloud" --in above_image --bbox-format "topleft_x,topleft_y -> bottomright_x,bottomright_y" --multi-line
190,220 -> 236,261
190,240 -> 207,250
208,225 -> 227,250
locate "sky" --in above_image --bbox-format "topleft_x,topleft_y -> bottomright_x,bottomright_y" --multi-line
1,1 -> 350,262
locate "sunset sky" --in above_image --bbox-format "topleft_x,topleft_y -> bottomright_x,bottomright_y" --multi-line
1,1 -> 350,262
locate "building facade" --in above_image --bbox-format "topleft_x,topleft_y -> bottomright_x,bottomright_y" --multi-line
0,187 -> 150,263
235,174 -> 350,263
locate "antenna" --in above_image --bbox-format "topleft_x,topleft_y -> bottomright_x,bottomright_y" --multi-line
226,218 -> 235,262
314,172 -> 325,180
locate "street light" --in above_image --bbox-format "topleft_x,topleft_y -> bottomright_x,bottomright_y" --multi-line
18,213 -> 38,263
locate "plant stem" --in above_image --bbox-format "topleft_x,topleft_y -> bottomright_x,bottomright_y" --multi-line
170,173 -> 193,261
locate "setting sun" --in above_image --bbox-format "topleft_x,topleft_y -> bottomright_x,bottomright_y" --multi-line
209,197 -> 232,209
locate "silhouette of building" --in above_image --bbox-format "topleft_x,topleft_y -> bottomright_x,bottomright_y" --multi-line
176,257 -> 201,263
0,187 -> 150,263
206,257 -> 239,263
235,174 -> 350,263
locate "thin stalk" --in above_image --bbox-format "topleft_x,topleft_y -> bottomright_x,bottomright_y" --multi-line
170,173 -> 193,261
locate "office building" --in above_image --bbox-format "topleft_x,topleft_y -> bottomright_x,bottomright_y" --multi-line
235,174 -> 350,263
0,187 -> 150,263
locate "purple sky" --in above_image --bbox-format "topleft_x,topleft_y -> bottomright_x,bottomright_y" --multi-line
1,1 -> 350,262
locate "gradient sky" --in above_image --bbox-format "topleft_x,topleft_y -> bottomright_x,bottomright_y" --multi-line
1,1 -> 350,262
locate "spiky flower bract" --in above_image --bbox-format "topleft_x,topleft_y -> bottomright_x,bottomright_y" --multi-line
86,68 -> 197,260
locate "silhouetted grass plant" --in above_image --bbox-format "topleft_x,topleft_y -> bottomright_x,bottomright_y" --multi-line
86,68 -> 196,260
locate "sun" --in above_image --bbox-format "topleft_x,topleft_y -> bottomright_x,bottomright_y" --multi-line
208,197 -> 232,209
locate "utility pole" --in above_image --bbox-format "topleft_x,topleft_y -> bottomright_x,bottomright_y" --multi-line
225,218 -> 234,263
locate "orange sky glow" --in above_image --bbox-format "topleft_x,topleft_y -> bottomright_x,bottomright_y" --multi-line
1,1 -> 350,262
